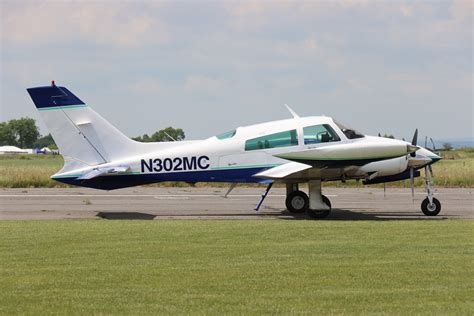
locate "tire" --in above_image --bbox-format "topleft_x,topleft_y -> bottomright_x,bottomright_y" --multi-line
421,197 -> 441,216
286,191 -> 309,213
307,195 -> 331,219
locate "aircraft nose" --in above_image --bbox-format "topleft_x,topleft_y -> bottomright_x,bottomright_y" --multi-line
430,152 -> 442,163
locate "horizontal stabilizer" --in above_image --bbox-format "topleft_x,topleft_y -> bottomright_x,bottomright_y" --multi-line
253,162 -> 312,180
77,166 -> 130,180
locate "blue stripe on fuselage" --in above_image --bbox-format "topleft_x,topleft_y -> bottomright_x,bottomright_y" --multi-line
53,167 -> 273,190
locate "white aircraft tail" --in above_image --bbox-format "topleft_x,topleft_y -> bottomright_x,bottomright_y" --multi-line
27,83 -> 148,172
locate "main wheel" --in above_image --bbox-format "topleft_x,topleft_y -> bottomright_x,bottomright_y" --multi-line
286,191 -> 309,213
307,195 -> 332,219
421,197 -> 441,216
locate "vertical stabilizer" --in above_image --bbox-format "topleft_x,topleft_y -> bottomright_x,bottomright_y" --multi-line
27,83 -> 140,172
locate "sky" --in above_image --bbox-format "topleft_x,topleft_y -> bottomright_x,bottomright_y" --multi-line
1,0 -> 472,141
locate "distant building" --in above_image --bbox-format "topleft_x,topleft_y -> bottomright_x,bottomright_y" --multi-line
0,146 -> 29,154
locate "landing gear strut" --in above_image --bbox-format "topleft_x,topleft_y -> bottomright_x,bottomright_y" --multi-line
421,166 -> 441,216
285,182 -> 331,219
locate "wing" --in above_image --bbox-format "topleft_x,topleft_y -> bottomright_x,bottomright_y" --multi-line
253,162 -> 312,180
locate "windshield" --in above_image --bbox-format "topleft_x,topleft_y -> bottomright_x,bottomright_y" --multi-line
334,121 -> 365,139
216,130 -> 236,140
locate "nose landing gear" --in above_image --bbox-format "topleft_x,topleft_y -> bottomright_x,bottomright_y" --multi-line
421,166 -> 441,216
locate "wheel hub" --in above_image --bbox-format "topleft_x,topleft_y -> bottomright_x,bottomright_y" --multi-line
427,203 -> 436,212
291,196 -> 305,210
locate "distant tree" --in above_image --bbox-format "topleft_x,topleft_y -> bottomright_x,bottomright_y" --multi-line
151,127 -> 185,142
134,127 -> 185,142
0,122 -> 16,146
33,134 -> 58,149
383,134 -> 395,139
442,142 -> 453,151
0,117 -> 40,148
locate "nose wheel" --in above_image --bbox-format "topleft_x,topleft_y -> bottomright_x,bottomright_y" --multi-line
421,166 -> 441,216
421,197 -> 441,216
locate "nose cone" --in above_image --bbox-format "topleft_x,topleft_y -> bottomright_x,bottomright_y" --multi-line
430,152 -> 442,163
417,147 -> 442,163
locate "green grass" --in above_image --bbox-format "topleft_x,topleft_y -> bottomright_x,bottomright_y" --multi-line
0,220 -> 472,315
1,150 -> 473,188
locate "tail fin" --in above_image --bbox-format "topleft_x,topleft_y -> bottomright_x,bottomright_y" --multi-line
27,83 -> 140,172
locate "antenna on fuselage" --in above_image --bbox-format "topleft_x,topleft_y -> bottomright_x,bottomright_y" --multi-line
284,104 -> 300,119
163,131 -> 177,141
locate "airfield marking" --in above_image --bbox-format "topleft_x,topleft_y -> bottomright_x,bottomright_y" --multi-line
0,194 -> 342,198
1,192 -> 468,198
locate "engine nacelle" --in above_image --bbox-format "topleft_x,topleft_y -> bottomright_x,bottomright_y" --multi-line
363,169 -> 420,185
353,156 -> 409,178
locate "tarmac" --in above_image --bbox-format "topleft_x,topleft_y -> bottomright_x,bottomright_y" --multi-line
0,187 -> 472,220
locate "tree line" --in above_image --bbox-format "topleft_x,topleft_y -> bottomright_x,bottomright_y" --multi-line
0,117 -> 185,149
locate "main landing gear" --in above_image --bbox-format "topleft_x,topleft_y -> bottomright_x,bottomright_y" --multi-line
421,166 -> 441,216
285,181 -> 332,219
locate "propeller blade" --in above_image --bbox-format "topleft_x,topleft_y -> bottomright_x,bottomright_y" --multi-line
411,129 -> 418,146
410,167 -> 414,199
428,165 -> 434,178
424,136 -> 427,148
410,129 -> 418,157
430,138 -> 436,151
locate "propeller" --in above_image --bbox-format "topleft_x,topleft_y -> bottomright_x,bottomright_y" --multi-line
409,129 -> 418,199
428,164 -> 434,178
430,138 -> 436,151
410,129 -> 418,157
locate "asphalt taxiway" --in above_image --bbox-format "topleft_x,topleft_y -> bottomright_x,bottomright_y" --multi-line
0,187 -> 472,220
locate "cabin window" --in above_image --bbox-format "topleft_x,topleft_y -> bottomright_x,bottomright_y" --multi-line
245,130 -> 298,151
216,130 -> 236,140
303,124 -> 341,144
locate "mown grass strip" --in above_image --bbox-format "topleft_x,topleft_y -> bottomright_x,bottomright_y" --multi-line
0,220 -> 472,315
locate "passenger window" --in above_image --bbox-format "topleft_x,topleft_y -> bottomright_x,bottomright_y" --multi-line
245,130 -> 298,151
303,124 -> 340,144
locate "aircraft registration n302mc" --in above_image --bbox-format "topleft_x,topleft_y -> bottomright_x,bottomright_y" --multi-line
27,82 -> 443,218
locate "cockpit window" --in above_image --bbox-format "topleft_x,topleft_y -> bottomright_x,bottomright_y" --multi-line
216,130 -> 236,140
334,121 -> 365,139
303,124 -> 341,144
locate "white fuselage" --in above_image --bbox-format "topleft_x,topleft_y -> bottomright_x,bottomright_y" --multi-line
53,116 -> 439,188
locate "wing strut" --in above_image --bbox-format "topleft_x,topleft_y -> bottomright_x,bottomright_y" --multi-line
254,182 -> 273,211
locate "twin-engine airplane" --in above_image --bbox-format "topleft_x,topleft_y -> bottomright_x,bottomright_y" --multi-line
27,82 -> 442,218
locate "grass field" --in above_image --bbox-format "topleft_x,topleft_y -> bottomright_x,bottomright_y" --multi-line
0,220 -> 472,315
1,149 -> 473,188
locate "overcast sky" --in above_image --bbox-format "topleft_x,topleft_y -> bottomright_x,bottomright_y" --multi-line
1,0 -> 472,141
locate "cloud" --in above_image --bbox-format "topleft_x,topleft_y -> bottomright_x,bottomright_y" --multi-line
1,2 -> 168,48
0,1 -> 471,139
129,78 -> 161,95
183,75 -> 225,92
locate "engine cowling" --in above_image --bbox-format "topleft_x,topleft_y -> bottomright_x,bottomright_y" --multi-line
352,156 -> 409,178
